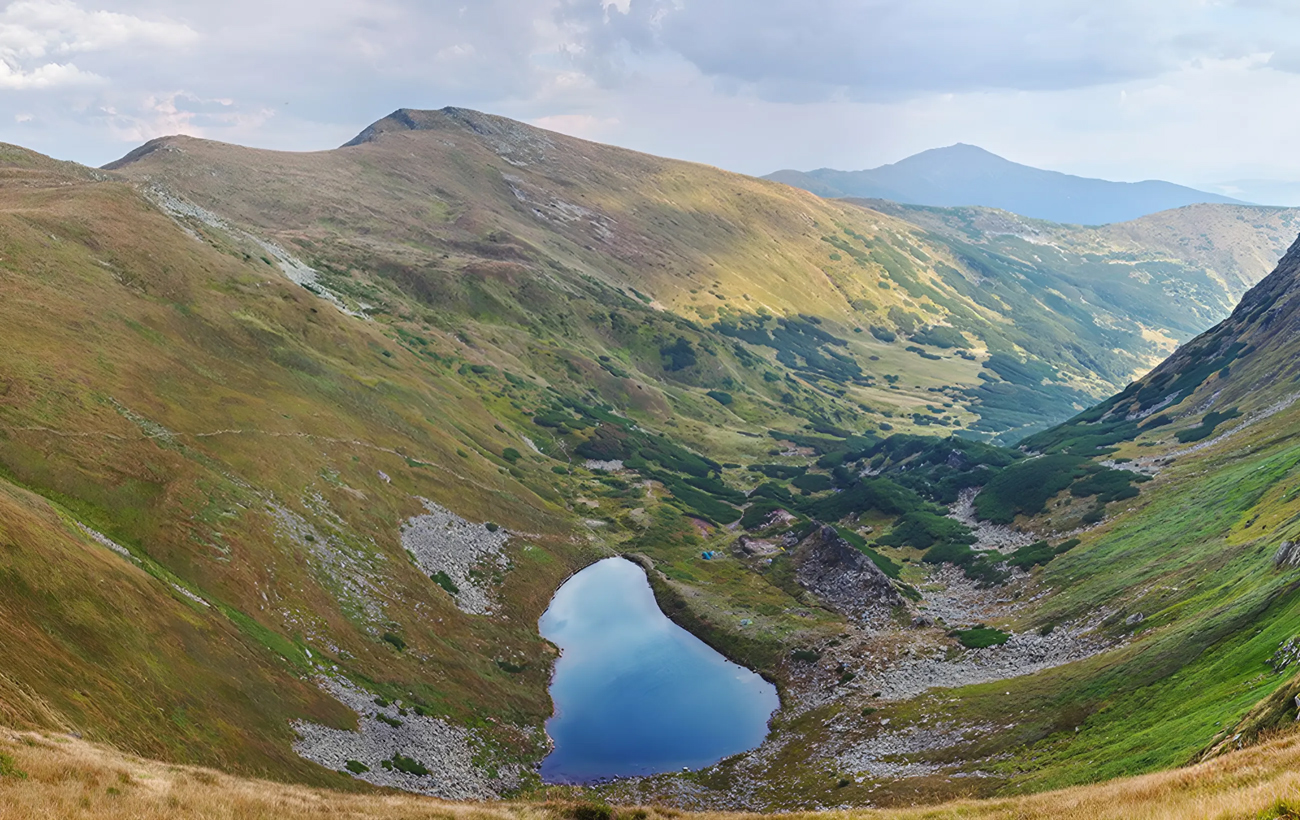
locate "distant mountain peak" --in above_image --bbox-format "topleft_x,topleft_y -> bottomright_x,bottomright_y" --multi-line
923,142 -> 996,155
767,146 -> 1247,225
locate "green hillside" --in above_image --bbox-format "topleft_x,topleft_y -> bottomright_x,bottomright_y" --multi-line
1,110 -> 1299,813
107,107 -> 1296,443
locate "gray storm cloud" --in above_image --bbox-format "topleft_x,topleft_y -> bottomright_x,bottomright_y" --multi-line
556,0 -> 1271,100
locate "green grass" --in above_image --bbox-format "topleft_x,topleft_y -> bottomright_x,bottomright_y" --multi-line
431,571 -> 459,595
953,626 -> 1010,649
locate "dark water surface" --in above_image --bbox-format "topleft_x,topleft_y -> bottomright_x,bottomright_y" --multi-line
538,557 -> 779,783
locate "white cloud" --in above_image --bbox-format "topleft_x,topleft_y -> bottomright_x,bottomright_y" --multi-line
0,58 -> 98,88
555,0 -> 1255,101
0,1 -> 194,92
100,90 -> 274,143
436,42 -> 477,60
0,0 -> 196,60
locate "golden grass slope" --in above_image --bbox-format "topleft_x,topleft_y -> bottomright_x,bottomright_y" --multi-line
0,473 -> 355,785
4,724 -> 1300,819
0,132 -> 584,779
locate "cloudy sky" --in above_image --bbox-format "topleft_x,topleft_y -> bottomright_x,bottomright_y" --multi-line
3,0 -> 1300,191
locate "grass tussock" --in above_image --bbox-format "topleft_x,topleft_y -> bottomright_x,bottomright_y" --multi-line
5,727 -> 1300,820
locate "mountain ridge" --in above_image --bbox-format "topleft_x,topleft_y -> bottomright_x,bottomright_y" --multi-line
102,109 -> 1299,442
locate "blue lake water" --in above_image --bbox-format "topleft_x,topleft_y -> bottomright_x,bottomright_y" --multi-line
538,556 -> 779,783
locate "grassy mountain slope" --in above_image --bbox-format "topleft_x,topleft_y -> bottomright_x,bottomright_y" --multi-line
107,108 -> 1291,442
717,233 -> 1300,806
862,198 -> 1300,318
2,110 -> 1300,814
0,141 -> 582,783
980,235 -> 1300,788
766,143 -> 1246,224
0,471 -> 355,784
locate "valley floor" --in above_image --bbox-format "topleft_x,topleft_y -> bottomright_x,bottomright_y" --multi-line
3,724 -> 1300,819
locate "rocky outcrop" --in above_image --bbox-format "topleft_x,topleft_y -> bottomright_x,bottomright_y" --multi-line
400,499 -> 510,615
292,675 -> 525,799
1271,636 -> 1300,672
1274,541 -> 1300,569
793,525 -> 902,619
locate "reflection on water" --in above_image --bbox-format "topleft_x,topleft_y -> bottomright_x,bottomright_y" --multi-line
539,557 -> 779,783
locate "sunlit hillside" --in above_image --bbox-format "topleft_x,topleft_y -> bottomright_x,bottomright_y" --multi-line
1,109 -> 1299,814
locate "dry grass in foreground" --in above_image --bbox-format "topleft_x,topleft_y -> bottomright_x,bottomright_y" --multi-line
3,727 -> 1300,820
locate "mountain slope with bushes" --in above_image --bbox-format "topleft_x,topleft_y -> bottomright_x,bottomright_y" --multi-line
107,108 -> 1295,442
0,113 -> 1299,812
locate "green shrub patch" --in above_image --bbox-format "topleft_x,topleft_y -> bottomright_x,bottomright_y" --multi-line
1175,408 -> 1241,443
792,472 -> 834,493
749,463 -> 807,480
833,526 -> 903,578
878,510 -> 975,551
430,571 -> 459,595
381,632 -> 406,652
952,626 -> 1011,649
741,500 -> 787,530
974,454 -> 1091,523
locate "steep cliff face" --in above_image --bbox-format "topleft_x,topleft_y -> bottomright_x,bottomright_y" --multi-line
1025,233 -> 1300,457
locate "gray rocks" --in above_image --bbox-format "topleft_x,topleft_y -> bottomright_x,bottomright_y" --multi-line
400,499 -> 510,615
947,487 -> 1037,554
835,720 -> 990,778
1272,636 -> 1300,672
917,563 -> 1009,626
1274,541 -> 1300,569
75,523 -> 134,561
858,618 -> 1112,702
733,535 -> 781,558
292,676 -> 523,800
793,525 -> 903,619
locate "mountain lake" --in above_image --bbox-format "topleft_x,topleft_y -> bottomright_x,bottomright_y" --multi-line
538,556 -> 779,783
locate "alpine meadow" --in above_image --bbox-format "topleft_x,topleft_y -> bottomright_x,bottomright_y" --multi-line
5,4 -> 1300,819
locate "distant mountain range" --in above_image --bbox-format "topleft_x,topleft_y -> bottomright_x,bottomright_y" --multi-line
766,143 -> 1248,225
